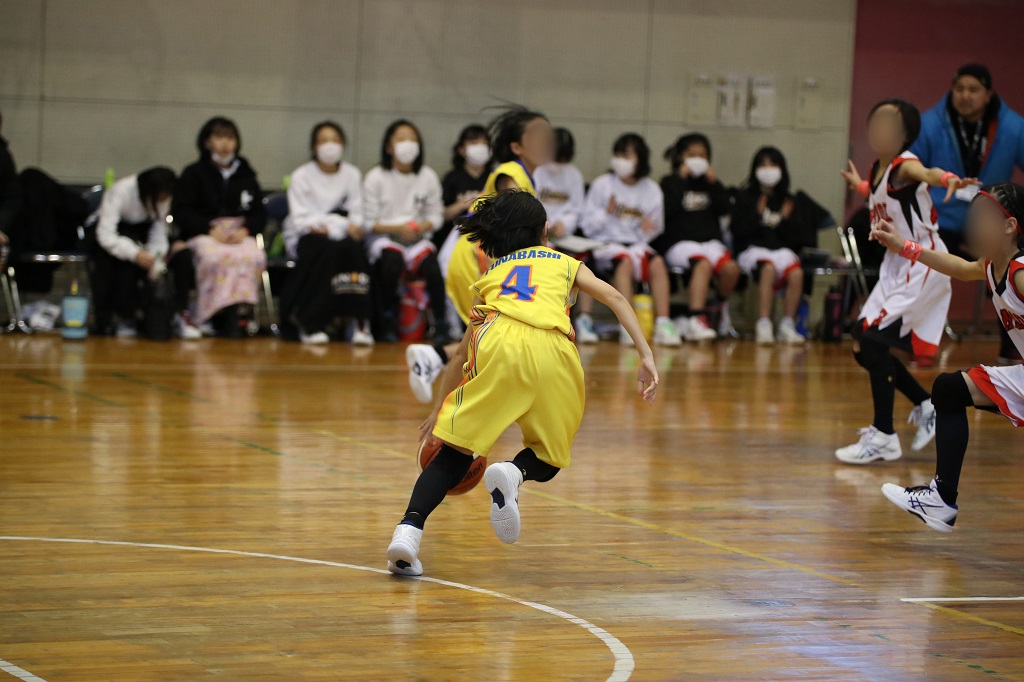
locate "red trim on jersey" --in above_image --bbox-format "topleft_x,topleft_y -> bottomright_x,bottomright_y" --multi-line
967,365 -> 1024,427
910,331 -> 938,359
886,155 -> 912,194
1008,259 -> 1024,303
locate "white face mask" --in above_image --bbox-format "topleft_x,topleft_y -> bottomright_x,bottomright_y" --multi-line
392,140 -> 420,165
211,151 -> 236,167
684,156 -> 709,177
464,143 -> 491,167
755,166 -> 783,188
610,156 -> 636,179
316,141 -> 343,166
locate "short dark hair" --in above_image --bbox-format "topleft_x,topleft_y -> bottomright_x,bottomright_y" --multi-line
136,166 -> 177,216
954,63 -> 993,90
380,119 -> 424,173
744,146 -> 791,197
612,133 -> 651,180
976,182 -> 1024,246
664,133 -> 711,171
457,189 -> 547,259
196,116 -> 241,158
553,127 -> 575,163
868,98 -> 921,151
451,123 -> 489,169
309,120 -> 346,157
487,105 -> 548,164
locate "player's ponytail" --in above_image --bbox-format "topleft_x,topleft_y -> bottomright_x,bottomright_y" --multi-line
458,189 -> 547,259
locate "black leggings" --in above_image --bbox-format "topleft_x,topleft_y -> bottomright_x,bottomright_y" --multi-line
931,371 -> 975,505
854,337 -> 931,433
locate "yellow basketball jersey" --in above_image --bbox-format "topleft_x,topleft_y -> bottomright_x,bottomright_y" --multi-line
448,161 -> 539,324
470,245 -> 580,340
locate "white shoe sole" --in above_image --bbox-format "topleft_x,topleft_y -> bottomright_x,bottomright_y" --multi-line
835,448 -> 902,464
484,464 -> 521,544
386,539 -> 423,575
881,484 -> 954,533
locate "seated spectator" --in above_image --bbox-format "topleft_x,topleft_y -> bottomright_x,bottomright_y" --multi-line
653,133 -> 740,341
90,167 -> 176,337
535,127 -> 585,241
280,121 -> 373,345
577,133 -> 681,347
362,120 -> 447,343
436,124 -> 491,256
0,110 -> 19,252
171,117 -> 267,338
732,147 -> 831,344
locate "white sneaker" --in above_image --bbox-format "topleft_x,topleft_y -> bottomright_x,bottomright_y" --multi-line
683,316 -> 717,342
300,329 -> 330,345
575,314 -> 599,344
618,324 -> 635,346
115,321 -> 138,339
755,318 -> 775,345
406,344 -> 444,404
173,314 -> 203,340
386,524 -> 424,576
908,399 -> 937,452
351,326 -> 375,347
881,478 -> 957,532
835,426 -> 902,464
654,319 -> 682,347
777,317 -> 806,345
484,462 -> 524,544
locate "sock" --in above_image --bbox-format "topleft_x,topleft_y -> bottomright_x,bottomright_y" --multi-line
512,448 -> 560,483
892,357 -> 931,406
401,444 -> 473,528
690,309 -> 706,320
655,315 -> 670,325
932,372 -> 973,506
780,316 -> 793,325
432,343 -> 449,365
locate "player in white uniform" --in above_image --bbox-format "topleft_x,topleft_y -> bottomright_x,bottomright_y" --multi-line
835,99 -> 977,465
869,183 -> 1024,531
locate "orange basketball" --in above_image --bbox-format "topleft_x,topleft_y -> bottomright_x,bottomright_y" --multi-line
418,436 -> 487,495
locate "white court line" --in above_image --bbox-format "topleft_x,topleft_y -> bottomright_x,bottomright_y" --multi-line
0,658 -> 47,682
902,597 -> 1024,603
0,536 -> 634,682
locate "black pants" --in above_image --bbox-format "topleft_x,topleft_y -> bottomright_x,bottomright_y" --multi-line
372,248 -> 447,333
90,249 -> 148,329
167,248 -> 195,313
280,234 -> 371,333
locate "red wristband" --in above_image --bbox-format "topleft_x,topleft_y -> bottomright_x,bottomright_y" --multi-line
406,220 -> 420,233
856,180 -> 870,197
900,240 -> 923,264
939,171 -> 957,188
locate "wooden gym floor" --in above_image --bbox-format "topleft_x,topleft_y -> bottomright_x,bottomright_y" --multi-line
1,335 -> 1022,681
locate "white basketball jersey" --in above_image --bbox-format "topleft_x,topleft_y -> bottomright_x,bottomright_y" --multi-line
868,151 -> 939,242
986,251 -> 1024,358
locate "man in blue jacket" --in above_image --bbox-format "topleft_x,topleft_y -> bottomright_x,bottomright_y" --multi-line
911,63 -> 1024,361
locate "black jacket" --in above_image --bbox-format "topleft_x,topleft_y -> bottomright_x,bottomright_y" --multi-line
0,136 -> 19,237
731,188 -> 831,254
653,173 -> 731,253
172,156 -> 266,240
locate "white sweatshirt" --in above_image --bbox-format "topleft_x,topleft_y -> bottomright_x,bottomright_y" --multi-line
582,173 -> 664,245
94,174 -> 169,262
535,162 -> 585,233
361,165 -> 443,239
283,160 -> 364,258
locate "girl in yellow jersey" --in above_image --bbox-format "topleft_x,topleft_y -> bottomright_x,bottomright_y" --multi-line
405,107 -> 555,403
387,189 -> 659,576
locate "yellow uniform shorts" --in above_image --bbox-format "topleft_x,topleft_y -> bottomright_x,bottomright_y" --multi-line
433,313 -> 585,469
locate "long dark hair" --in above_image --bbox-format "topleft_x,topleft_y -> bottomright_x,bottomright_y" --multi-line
196,116 -> 241,159
612,133 -> 651,179
487,105 -> 548,165
868,98 -> 921,151
136,166 -> 177,216
743,146 -> 791,197
664,133 -> 711,172
451,124 -> 489,169
380,119 -> 424,173
309,120 -> 346,158
458,189 -> 547,259
553,127 -> 575,163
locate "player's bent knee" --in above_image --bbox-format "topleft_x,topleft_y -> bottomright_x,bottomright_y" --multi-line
932,371 -> 973,412
432,443 -> 475,481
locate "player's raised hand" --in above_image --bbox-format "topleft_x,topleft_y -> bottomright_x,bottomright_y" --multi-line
637,356 -> 659,406
840,160 -> 862,192
943,175 -> 982,204
869,220 -> 904,253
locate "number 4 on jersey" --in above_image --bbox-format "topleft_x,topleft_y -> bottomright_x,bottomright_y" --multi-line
499,265 -> 538,301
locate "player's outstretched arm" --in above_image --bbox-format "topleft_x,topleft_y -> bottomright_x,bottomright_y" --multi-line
897,159 -> 980,203
573,264 -> 659,405
869,220 -> 986,282
418,323 -> 474,442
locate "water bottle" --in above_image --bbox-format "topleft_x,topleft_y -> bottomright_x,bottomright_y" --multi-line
61,279 -> 90,340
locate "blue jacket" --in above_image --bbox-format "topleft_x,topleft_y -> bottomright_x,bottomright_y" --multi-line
911,95 -> 1024,232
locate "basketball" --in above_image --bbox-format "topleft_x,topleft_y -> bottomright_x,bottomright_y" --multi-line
418,436 -> 487,495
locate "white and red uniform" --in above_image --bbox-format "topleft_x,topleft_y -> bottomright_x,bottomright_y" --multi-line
967,252 -> 1024,426
859,151 -> 952,358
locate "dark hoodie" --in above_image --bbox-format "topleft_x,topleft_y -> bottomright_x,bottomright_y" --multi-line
172,156 -> 266,240
652,173 -> 731,253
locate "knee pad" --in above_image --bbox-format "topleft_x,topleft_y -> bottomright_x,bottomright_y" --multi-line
932,371 -> 973,412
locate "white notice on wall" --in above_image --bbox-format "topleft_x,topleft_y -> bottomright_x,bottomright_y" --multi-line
748,77 -> 776,129
716,75 -> 748,128
795,78 -> 822,130
687,74 -> 716,126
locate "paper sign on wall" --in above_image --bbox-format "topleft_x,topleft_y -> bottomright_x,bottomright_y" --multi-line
748,77 -> 776,129
795,78 -> 822,130
687,74 -> 716,126
716,75 -> 747,127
